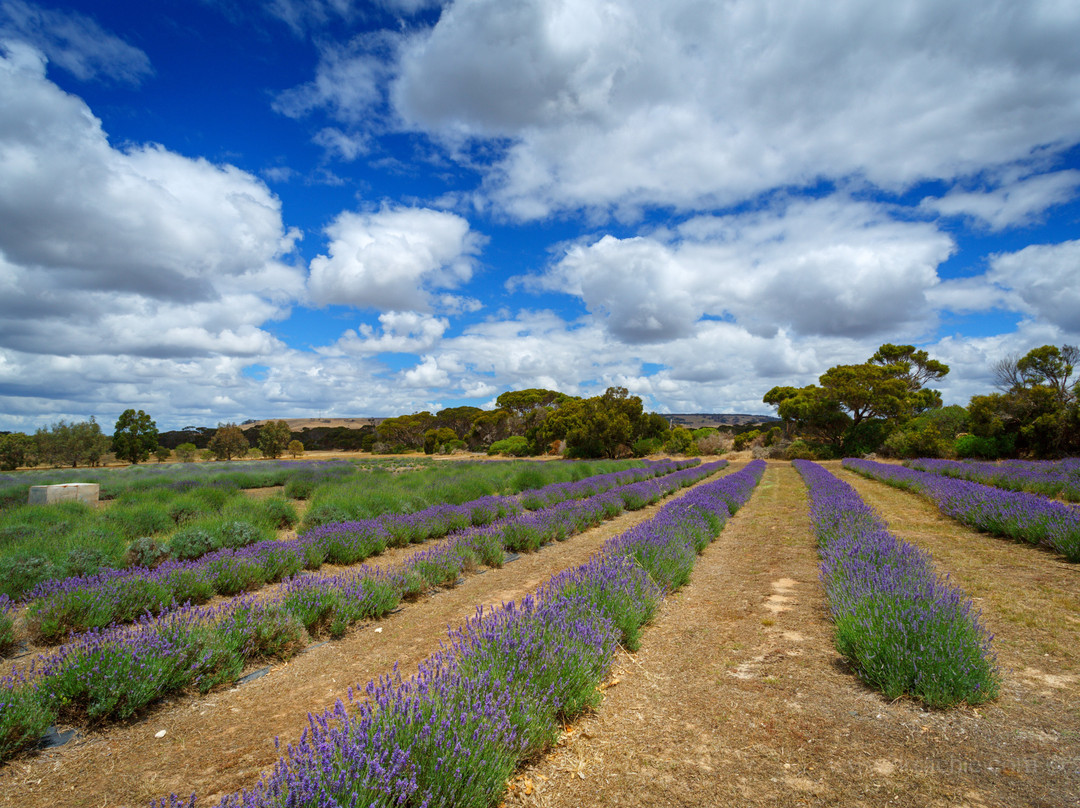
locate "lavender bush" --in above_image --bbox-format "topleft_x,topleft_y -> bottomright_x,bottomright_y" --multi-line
845,458 -> 1080,562
14,460 -> 704,646
158,460 -> 765,808
0,461 -> 729,763
795,460 -> 999,707
908,457 -> 1080,501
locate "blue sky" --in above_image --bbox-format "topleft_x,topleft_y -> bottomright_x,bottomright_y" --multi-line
1,0 -> 1079,431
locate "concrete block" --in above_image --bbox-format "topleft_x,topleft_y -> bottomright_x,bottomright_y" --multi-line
28,483 -> 100,506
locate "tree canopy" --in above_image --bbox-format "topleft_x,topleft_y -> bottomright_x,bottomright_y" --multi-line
113,409 -> 158,465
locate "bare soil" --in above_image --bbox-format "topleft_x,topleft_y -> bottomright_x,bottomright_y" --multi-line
0,469 -> 732,808
503,461 -> 1079,808
3,461 -> 1078,808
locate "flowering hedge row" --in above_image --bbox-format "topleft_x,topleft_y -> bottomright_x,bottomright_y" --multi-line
794,460 -> 999,707
17,460 -> 701,646
0,461 -> 724,763
907,457 -> 1080,502
844,458 -> 1080,562
157,460 -> 766,808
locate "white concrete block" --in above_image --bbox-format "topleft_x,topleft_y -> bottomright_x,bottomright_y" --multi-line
28,483 -> 100,506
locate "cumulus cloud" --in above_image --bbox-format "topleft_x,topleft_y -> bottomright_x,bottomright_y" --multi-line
0,42 -> 307,424
0,0 -> 152,84
325,311 -> 450,356
308,206 -> 484,311
985,240 -> 1080,332
540,196 -> 954,342
383,0 -> 1080,218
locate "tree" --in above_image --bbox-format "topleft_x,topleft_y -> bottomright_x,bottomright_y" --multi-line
376,412 -> 434,450
175,442 -> 198,462
764,385 -> 850,447
113,409 -> 158,465
870,344 -> 950,394
0,432 -> 31,471
258,420 -> 293,459
288,439 -> 305,458
818,364 -> 909,426
466,409 -> 511,450
972,344 -> 1079,457
208,422 -> 249,461
154,445 -> 172,463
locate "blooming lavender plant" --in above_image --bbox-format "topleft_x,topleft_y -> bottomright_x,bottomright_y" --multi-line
909,457 -> 1080,502
845,458 -> 1080,562
0,460 -> 730,764
13,460 -> 707,650
157,459 -> 762,808
795,460 -> 999,707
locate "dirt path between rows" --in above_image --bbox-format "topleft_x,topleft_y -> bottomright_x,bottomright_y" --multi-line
505,461 -> 1079,808
0,466 -> 738,808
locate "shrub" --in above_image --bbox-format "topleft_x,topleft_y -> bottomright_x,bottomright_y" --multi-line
174,443 -> 198,462
169,528 -> 216,561
954,433 -> 1015,460
488,436 -> 531,457
125,537 -> 168,569
64,545 -> 117,578
0,555 -> 61,599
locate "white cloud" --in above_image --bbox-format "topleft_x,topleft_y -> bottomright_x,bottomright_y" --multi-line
401,354 -> 450,388
273,41 -> 386,123
986,240 -> 1080,332
326,310 -> 450,355
541,196 -> 954,342
387,0 -> 1080,219
920,169 -> 1080,230
308,206 -> 484,311
0,43 -> 307,426
0,0 -> 152,84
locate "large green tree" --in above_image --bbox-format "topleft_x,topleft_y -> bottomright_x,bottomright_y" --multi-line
0,432 -> 31,471
113,409 -> 158,464
208,423 -> 249,461
257,420 -> 293,459
764,343 -> 950,454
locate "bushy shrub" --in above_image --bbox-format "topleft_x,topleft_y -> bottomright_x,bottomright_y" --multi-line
169,527 -> 216,561
487,436 -> 531,457
954,433 -> 1015,460
125,537 -> 167,569
695,433 -> 725,455
664,427 -> 693,454
732,430 -> 760,451
215,521 -> 264,550
883,424 -> 952,459
64,545 -> 117,578
0,555 -> 60,599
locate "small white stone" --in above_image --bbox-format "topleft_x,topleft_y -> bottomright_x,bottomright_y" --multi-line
374,627 -> 383,633
155,730 -> 167,738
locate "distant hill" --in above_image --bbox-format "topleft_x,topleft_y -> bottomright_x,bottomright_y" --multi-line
242,417 -> 386,430
663,413 -> 781,429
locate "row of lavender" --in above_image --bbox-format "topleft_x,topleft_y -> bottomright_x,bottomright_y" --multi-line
159,460 -> 767,808
907,457 -> 1080,502
14,459 -> 701,648
844,458 -> 1080,562
794,461 -> 998,707
0,461 -> 726,762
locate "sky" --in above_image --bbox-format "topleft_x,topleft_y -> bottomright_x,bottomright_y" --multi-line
1,0 -> 1079,432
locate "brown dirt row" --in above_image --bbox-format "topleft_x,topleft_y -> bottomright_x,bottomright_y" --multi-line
504,461 -> 1079,808
0,465 -> 739,808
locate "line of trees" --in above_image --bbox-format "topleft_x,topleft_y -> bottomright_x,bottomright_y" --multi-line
763,343 -> 1079,459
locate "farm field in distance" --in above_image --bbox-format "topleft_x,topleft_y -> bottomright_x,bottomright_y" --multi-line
0,458 -> 1077,807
